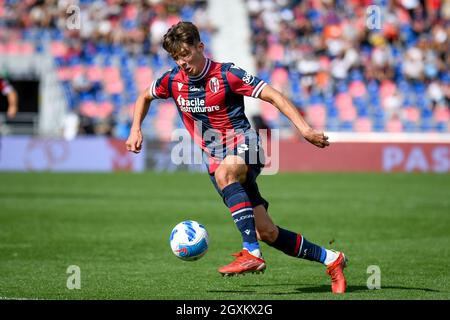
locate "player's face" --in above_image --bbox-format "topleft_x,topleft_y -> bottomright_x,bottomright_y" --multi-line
173,42 -> 205,77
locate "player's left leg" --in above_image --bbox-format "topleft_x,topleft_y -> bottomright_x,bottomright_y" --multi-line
252,204 -> 347,293
239,164 -> 347,293
242,170 -> 343,267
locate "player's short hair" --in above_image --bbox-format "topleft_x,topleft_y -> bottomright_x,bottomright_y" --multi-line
162,21 -> 201,59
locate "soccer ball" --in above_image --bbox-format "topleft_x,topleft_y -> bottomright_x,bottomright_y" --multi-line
169,220 -> 209,261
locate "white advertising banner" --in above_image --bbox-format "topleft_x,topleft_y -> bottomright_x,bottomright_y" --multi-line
0,136 -> 145,172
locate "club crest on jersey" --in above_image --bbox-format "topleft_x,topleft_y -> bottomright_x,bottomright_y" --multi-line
209,77 -> 220,93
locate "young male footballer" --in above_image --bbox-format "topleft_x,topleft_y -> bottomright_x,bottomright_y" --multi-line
126,22 -> 347,293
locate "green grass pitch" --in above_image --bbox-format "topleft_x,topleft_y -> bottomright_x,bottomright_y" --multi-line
0,172 -> 449,300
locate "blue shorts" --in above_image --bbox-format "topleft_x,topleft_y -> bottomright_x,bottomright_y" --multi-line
207,129 -> 269,210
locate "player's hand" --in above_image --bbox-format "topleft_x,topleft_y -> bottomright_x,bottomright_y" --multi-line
126,127 -> 143,153
302,128 -> 330,148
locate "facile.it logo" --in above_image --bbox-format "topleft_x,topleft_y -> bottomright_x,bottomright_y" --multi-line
176,95 -> 220,113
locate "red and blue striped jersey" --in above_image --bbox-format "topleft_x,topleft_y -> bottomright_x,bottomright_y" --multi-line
149,59 -> 267,157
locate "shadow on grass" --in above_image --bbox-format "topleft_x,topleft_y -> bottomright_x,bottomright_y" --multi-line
207,289 -> 303,296
212,284 -> 443,295
206,290 -> 257,294
294,285 -> 441,294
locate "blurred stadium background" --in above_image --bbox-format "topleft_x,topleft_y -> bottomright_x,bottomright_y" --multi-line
1,0 -> 450,300
0,0 -> 449,172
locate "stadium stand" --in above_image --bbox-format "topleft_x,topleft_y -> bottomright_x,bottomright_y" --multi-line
0,0 -> 448,138
245,0 -> 450,133
0,0 -> 214,139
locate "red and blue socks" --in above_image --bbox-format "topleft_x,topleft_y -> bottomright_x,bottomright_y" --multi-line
269,226 -> 338,265
222,182 -> 261,257
221,183 -> 337,263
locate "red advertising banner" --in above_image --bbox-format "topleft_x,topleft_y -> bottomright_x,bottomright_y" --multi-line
0,136 -> 145,172
279,140 -> 450,173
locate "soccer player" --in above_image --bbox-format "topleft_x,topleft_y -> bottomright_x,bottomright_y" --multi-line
0,77 -> 18,119
126,22 -> 347,293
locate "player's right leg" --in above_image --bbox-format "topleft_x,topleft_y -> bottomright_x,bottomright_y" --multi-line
213,155 -> 266,276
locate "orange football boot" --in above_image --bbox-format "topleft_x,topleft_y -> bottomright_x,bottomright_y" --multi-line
218,249 -> 266,276
326,251 -> 348,293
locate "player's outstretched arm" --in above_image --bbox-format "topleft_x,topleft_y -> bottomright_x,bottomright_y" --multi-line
259,85 -> 330,148
126,87 -> 154,154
